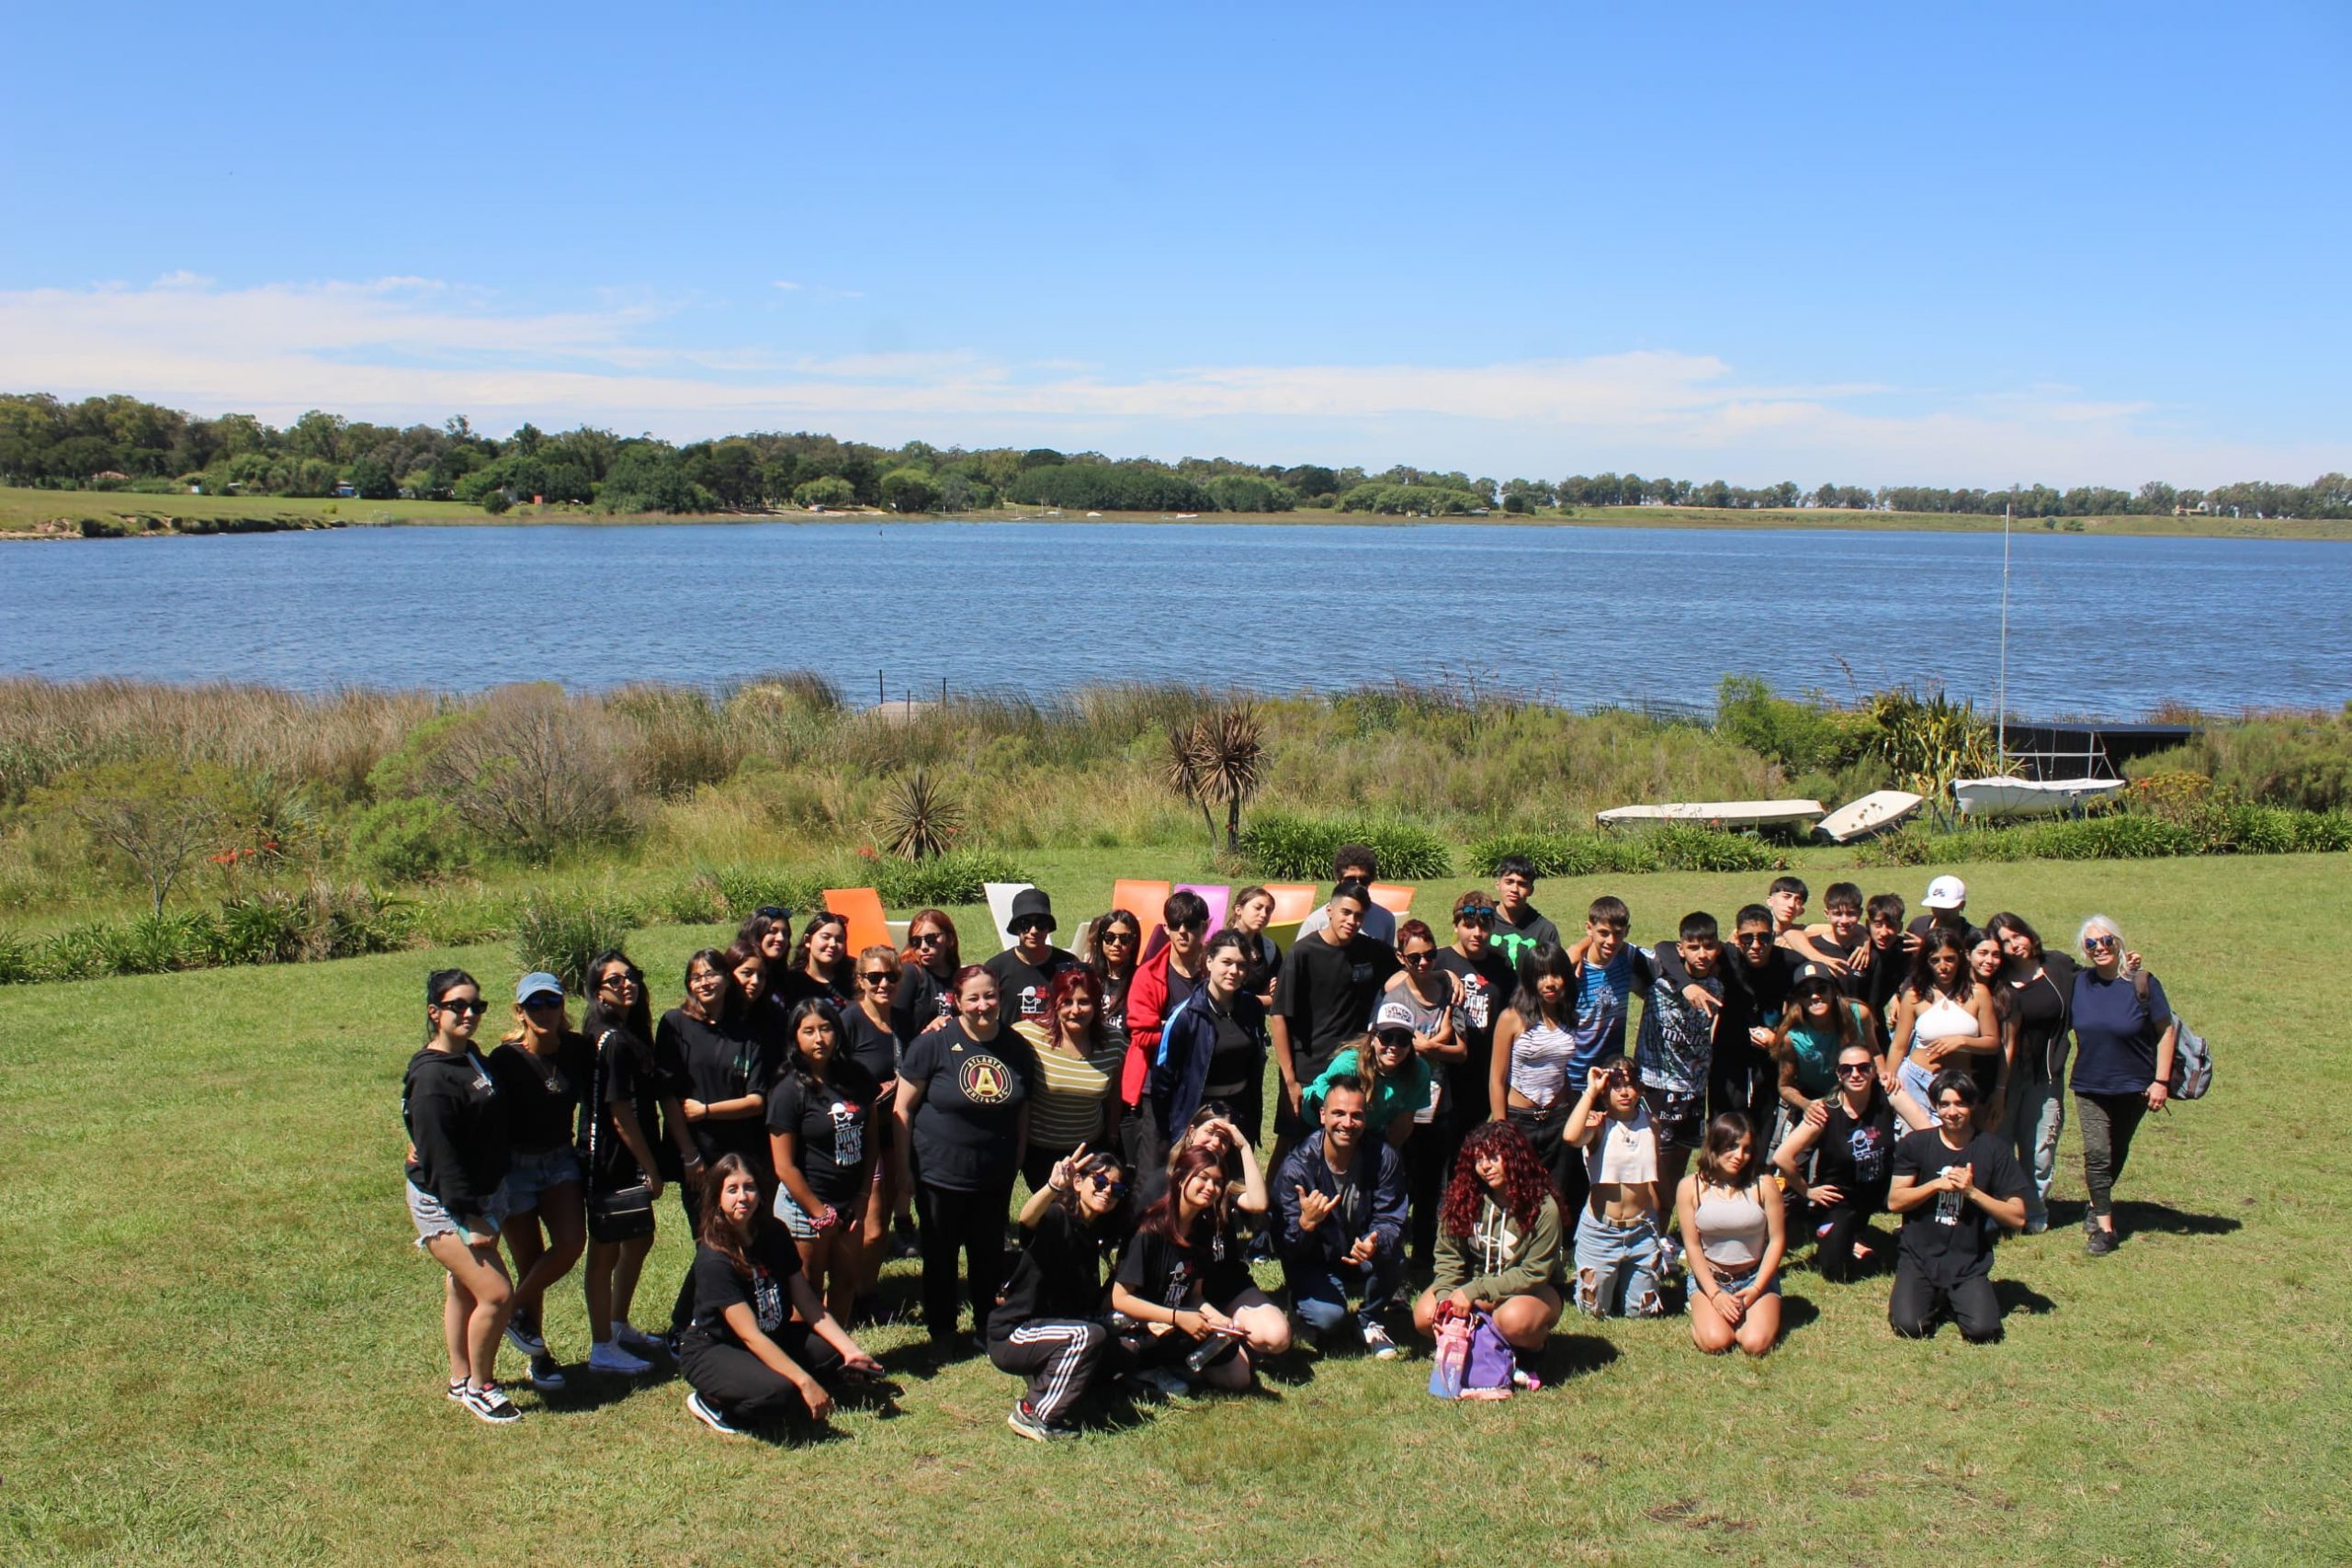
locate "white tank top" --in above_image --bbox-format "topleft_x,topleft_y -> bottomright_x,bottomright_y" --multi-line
1912,992 -> 1977,1055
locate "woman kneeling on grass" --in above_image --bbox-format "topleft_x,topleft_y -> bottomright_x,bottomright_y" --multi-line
1412,1121 -> 1564,1372
988,1146 -> 1129,1440
681,1155 -> 883,1438
1678,1113 -> 1786,1357
1110,1145 -> 1289,1393
402,967 -> 519,1424
766,998 -> 876,1326
487,971 -> 589,1393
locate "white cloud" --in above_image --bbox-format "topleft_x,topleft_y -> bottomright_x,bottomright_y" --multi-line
0,275 -> 2337,486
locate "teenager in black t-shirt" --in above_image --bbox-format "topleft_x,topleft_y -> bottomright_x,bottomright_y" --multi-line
1987,912 -> 2076,1235
662,949 -> 773,1337
1111,1144 -> 1289,1391
987,1148 -> 1130,1438
1270,881 -> 1398,1146
895,966 -> 1036,1345
840,943 -> 912,1319
766,997 -> 878,1325
575,953 -> 696,1377
401,967 -> 520,1424
1771,1041 -> 1922,1282
1886,1071 -> 2028,1342
986,887 -> 1083,1029
679,1155 -> 882,1437
486,975 -> 591,1392
891,909 -> 963,1038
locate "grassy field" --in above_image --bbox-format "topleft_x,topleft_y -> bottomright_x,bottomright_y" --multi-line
4,848 -> 2347,1567
4,482 -> 2343,542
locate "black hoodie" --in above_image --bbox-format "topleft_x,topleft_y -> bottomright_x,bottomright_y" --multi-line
402,1045 -> 511,1215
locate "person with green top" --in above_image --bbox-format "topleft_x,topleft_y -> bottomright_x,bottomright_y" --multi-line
1303,1011 -> 1435,1146
1770,963 -> 1885,1136
1412,1120 -> 1566,1363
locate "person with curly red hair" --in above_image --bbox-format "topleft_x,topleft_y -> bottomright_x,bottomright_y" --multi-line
1410,1121 -> 1566,1358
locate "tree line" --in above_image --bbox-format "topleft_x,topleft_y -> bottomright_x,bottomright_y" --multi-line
3,391 -> 2346,521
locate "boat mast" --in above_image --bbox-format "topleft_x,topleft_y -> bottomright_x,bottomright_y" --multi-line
1996,503 -> 2011,772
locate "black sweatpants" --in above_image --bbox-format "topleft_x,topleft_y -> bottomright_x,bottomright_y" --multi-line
1888,1259 -> 2002,1342
680,1324 -> 842,1425
2075,1090 -> 2148,1219
1408,1114 -> 1466,1268
916,1176 -> 1016,1339
1808,1202 -> 1881,1283
668,1174 -> 708,1336
986,1319 -> 1106,1424
1710,1049 -> 1781,1156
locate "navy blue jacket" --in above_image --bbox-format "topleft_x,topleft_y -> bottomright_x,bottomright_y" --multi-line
1149,987 -> 1267,1137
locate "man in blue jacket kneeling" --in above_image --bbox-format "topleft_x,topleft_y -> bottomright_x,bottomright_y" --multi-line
1275,1074 -> 1408,1359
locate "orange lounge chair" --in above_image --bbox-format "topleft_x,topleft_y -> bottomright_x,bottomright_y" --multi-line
823,887 -> 891,956
1368,883 -> 1417,919
1111,878 -> 1172,948
1262,882 -> 1320,952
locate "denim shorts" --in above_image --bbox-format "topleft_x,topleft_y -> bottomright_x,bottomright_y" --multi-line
1573,1208 -> 1663,1319
500,1145 -> 582,1214
406,1179 -> 504,1248
773,1185 -> 836,1242
1702,1263 -> 1781,1300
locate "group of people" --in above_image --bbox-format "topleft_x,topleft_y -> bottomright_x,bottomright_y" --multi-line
400,851 -> 2184,1437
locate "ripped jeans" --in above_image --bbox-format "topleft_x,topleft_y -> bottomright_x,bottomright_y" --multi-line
1573,1208 -> 1664,1319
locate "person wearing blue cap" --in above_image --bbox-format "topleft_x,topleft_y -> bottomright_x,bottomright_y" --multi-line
487,971 -> 592,1393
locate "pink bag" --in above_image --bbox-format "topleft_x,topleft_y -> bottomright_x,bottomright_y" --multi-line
1429,1305 -> 1520,1400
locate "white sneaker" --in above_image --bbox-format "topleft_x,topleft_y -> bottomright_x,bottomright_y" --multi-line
1362,1323 -> 1399,1360
686,1390 -> 745,1438
589,1340 -> 652,1376
460,1382 -> 521,1424
613,1321 -> 665,1354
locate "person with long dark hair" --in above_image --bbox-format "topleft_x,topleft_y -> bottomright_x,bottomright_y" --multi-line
1111,1144 -> 1288,1391
1772,1039 -> 1927,1282
785,909 -> 856,1010
487,972 -> 589,1393
1966,927 -> 2019,1127
1412,1120 -> 1565,1359
895,965 -> 1035,1349
736,907 -> 796,1074
1770,963 -> 1883,1127
1227,885 -> 1282,1004
2069,915 -> 2177,1258
662,947 -> 771,1337
1678,1112 -> 1786,1357
1986,911 -> 2076,1235
402,967 -> 518,1422
767,997 -> 876,1325
1888,927 -> 2000,1128
576,951 -> 695,1375
679,1154 -> 882,1438
1488,940 -> 1581,1202
1145,931 -> 1268,1171
893,908 -> 963,1037
1025,967 -> 1125,1194
987,1146 -> 1129,1440
1077,908 -> 1144,1060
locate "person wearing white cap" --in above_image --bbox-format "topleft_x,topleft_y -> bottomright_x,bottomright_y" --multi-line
1302,1015 -> 1434,1147
1905,876 -> 1971,953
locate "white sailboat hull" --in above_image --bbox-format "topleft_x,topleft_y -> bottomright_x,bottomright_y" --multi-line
1596,798 -> 1825,830
1952,776 -> 2125,818
1815,790 -> 1925,843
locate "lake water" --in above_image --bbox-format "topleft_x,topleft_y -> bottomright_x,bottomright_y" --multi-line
3,521 -> 2346,718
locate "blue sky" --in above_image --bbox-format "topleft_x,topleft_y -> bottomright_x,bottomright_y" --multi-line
5,1 -> 2346,486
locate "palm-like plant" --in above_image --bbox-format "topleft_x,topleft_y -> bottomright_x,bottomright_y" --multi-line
1162,705 -> 1267,857
874,768 -> 963,861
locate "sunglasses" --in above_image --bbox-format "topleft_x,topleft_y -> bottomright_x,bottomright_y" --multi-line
911,931 -> 947,947
754,906 -> 792,920
861,970 -> 898,985
521,995 -> 564,1011
435,998 -> 488,1015
1735,932 -> 1770,945
1456,910 -> 1494,925
1838,1062 -> 1875,1077
1170,919 -> 1206,933
1401,949 -> 1434,964
597,971 -> 642,990
2084,934 -> 2119,950
1086,1175 -> 1129,1197
1100,929 -> 1137,943
1012,919 -> 1051,934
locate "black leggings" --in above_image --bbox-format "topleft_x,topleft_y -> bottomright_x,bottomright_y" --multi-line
668,1174 -> 708,1336
1408,1114 -> 1466,1266
680,1324 -> 841,1425
1808,1202 -> 1880,1283
916,1176 -> 1016,1339
1889,1260 -> 2001,1342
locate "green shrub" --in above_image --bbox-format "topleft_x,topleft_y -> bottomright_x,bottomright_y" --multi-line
0,929 -> 40,985
1468,825 -> 1771,877
1237,813 -> 1451,881
514,892 -> 639,994
213,892 -> 311,964
2290,811 -> 2352,852
1714,675 -> 1875,775
1852,827 -> 1936,868
349,796 -> 469,883
702,863 -> 831,922
2025,815 -> 2198,861
872,850 -> 1033,908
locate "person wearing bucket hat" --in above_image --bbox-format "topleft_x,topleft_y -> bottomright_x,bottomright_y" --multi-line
986,888 -> 1081,1030
487,972 -> 592,1392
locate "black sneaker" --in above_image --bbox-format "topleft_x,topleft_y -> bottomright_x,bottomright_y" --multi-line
686,1390 -> 746,1438
503,1312 -> 547,1359
2086,1225 -> 2119,1257
528,1353 -> 567,1393
460,1382 -> 521,1424
1007,1401 -> 1076,1442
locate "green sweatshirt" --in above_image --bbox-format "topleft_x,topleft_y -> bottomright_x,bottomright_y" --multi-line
1430,1193 -> 1566,1303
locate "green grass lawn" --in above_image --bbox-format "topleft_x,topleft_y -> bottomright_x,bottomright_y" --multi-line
3,851 -> 2346,1566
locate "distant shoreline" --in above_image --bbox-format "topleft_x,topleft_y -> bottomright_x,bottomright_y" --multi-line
3,486 -> 2344,543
